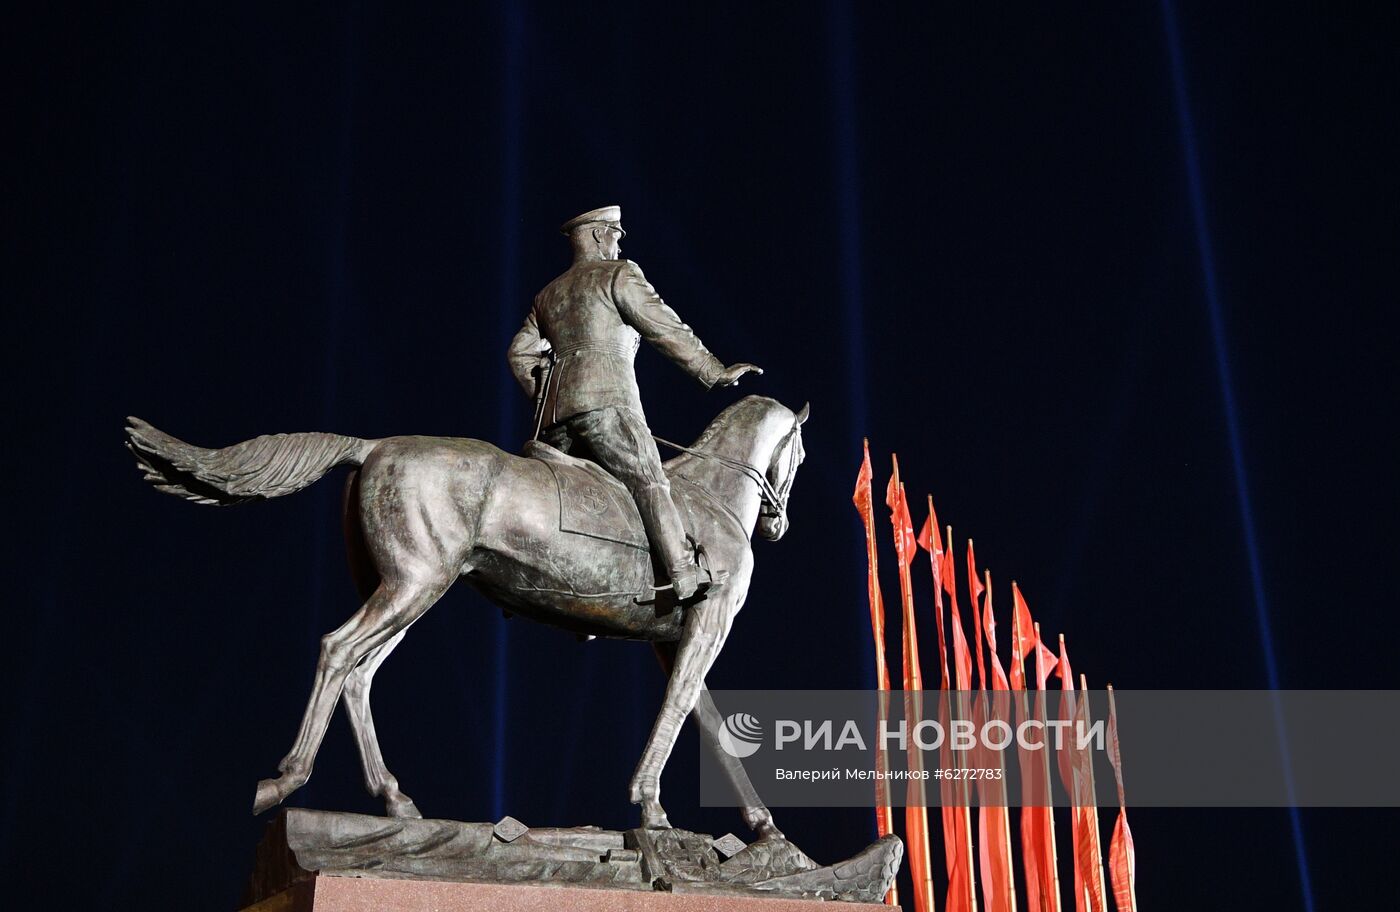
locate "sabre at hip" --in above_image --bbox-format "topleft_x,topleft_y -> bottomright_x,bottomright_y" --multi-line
530,357 -> 554,442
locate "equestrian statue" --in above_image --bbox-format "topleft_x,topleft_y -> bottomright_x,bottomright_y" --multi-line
126,205 -> 902,902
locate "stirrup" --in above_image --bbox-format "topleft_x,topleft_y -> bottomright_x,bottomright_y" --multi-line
635,568 -> 728,606
649,537 -> 728,596
648,566 -> 728,593
647,538 -> 727,594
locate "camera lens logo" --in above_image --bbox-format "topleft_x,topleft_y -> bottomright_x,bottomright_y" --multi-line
718,712 -> 763,759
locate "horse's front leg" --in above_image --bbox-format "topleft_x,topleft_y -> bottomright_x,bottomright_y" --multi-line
653,643 -> 784,839
694,686 -> 784,838
631,593 -> 736,828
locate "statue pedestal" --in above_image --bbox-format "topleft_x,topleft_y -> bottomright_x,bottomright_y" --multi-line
240,809 -> 901,910
241,874 -> 899,911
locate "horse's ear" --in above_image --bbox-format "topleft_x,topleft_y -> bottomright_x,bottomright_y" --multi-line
795,402 -> 810,425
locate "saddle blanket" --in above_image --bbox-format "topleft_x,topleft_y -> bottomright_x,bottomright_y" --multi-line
529,443 -> 650,550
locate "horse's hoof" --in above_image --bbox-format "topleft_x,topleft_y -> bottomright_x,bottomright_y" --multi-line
253,777 -> 285,815
386,794 -> 422,819
744,807 -> 784,839
756,821 -> 787,840
641,803 -> 672,830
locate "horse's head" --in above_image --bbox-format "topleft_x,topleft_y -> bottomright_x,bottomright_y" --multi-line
757,401 -> 809,541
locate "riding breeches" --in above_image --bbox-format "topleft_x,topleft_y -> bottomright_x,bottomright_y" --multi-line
540,406 -> 692,577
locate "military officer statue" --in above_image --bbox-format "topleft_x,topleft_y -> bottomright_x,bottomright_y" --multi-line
507,206 -> 762,599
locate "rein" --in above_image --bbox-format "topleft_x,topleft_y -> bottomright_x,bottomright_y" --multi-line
652,431 -> 793,518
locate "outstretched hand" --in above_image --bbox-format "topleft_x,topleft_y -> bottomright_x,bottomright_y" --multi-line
716,363 -> 764,387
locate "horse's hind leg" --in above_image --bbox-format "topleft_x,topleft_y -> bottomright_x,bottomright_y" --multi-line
253,575 -> 450,815
343,629 -> 421,818
338,477 -> 422,818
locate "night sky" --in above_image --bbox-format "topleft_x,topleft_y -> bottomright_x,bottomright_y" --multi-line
8,2 -> 1398,908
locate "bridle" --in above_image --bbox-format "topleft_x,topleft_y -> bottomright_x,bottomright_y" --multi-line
763,424 -> 802,522
652,423 -> 801,524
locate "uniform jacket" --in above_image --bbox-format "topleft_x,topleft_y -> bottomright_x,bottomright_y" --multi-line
508,258 -> 725,426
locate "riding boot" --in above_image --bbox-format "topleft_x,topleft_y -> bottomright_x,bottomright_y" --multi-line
632,482 -> 701,599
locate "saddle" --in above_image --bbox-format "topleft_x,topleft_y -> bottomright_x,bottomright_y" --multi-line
523,439 -> 650,550
523,440 -> 729,599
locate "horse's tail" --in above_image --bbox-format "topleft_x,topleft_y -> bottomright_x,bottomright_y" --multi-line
125,416 -> 376,506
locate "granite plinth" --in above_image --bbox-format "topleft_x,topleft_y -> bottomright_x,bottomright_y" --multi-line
241,873 -> 900,912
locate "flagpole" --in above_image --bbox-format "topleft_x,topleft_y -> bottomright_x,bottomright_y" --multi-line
891,470 -> 935,912
1010,587 -> 1048,912
988,569 -> 1018,912
1056,633 -> 1083,912
853,440 -> 898,906
970,541 -> 990,912
1079,674 -> 1108,912
1105,685 -> 1137,912
949,526 -> 979,912
1106,686 -> 1126,812
924,497 -> 949,691
969,541 -> 986,690
1033,621 -> 1063,912
969,554 -> 1014,912
918,501 -> 969,912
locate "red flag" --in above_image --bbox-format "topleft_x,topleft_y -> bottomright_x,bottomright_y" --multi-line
888,473 -> 933,912
916,499 -> 945,598
973,575 -> 1017,907
937,689 -> 969,895
1032,618 -> 1065,912
1018,809 -> 1045,912
941,525 -> 957,602
983,571 -> 1011,692
947,835 -> 977,912
1030,622 -> 1058,907
978,804 -> 1016,912
852,441 -> 897,906
1106,686 -> 1137,911
973,692 -> 1016,912
945,527 -> 974,692
886,457 -> 918,569
1012,583 -> 1036,660
917,501 -> 950,690
1015,713 -> 1060,908
1010,582 -> 1037,689
1033,623 -> 1058,692
1073,675 -> 1108,912
947,634 -> 978,906
918,510 -> 977,911
1075,812 -> 1097,912
967,540 -> 987,690
1106,687 -> 1124,804
944,707 -> 977,912
1056,635 -> 1074,697
1056,635 -> 1077,802
918,500 -> 975,911
852,440 -> 874,514
851,442 -> 890,698
887,483 -> 922,692
1010,594 -> 1059,912
1109,815 -> 1136,912
1056,637 -> 1085,912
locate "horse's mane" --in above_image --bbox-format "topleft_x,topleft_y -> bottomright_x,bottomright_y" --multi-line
688,395 -> 787,451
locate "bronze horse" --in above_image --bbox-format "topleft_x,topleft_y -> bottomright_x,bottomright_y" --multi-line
126,395 -> 807,836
